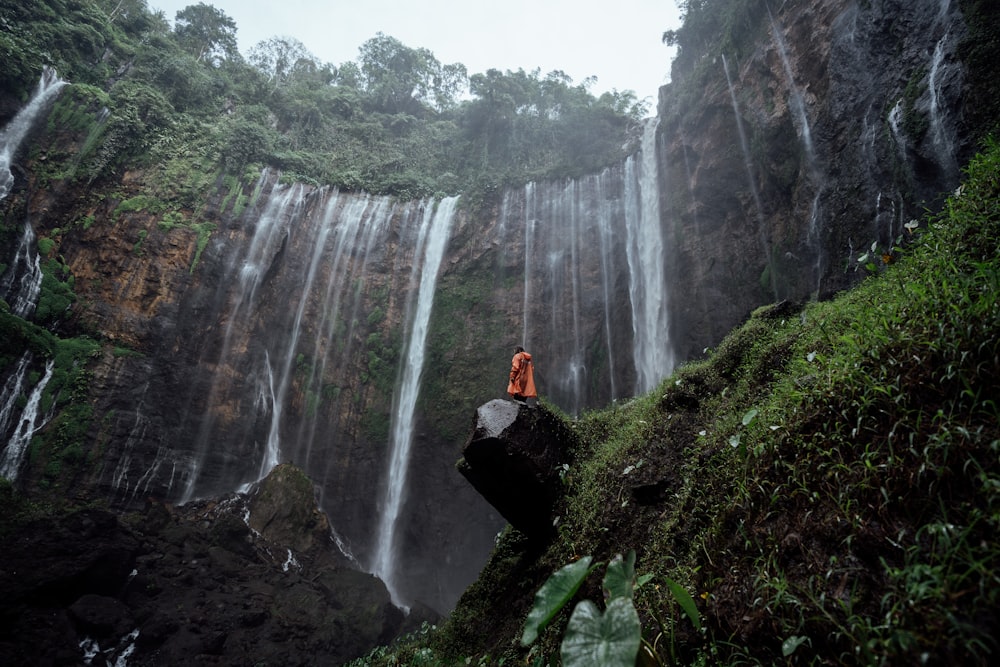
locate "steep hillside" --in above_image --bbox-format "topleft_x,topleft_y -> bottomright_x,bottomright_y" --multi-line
352,138 -> 1000,665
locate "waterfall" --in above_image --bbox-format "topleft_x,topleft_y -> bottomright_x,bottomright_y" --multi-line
623,118 -> 673,394
257,351 -> 282,482
769,11 -> 817,168
522,182 -> 536,348
181,180 -> 307,503
0,353 -> 32,442
294,194 -> 393,465
0,67 -> 67,199
722,55 -> 775,300
595,168 -> 621,401
769,9 -> 827,295
887,99 -> 907,160
517,169 -> 630,412
107,386 -> 178,504
926,35 -> 959,181
253,188 -> 343,485
538,179 -> 586,411
0,359 -> 55,480
0,68 -> 67,316
371,196 -> 458,606
0,221 -> 44,317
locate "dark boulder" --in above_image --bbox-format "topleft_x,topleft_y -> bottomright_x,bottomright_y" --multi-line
457,399 -> 580,540
0,464 -> 407,666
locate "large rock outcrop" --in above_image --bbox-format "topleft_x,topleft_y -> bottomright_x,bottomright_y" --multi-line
457,400 -> 581,539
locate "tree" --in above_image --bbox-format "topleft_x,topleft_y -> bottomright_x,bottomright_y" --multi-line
172,2 -> 239,64
248,36 -> 321,87
357,33 -> 466,114
100,0 -> 157,33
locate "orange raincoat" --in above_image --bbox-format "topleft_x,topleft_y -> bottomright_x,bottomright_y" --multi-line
507,350 -> 537,399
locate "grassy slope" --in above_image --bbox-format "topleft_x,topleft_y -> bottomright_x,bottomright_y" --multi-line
350,139 -> 1000,665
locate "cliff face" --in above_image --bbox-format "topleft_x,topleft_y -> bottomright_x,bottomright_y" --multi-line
659,0 -> 972,360
0,0 -> 984,622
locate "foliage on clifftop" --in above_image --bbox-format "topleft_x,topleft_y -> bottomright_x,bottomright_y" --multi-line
349,138 -> 1000,665
1,0 -> 647,209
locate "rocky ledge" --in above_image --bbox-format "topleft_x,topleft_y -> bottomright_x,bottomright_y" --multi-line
456,399 -> 580,540
0,464 -> 429,666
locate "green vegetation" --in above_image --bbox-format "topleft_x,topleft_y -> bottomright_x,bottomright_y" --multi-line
3,0 -> 647,210
0,298 -> 100,491
347,138 -> 1000,665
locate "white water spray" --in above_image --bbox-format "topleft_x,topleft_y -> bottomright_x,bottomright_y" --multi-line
296,194 -> 393,464
722,55 -> 775,299
0,359 -> 54,479
371,196 -> 458,606
769,10 -> 827,294
0,353 -> 32,440
522,182 -> 536,347
0,223 -> 43,317
0,67 -> 67,199
926,35 -> 959,180
623,118 -> 673,393
181,180 -> 306,503
769,11 -> 817,168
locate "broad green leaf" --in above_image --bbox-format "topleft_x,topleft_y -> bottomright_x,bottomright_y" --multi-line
782,635 -> 810,656
663,576 -> 701,630
602,551 -> 636,601
521,556 -> 595,646
742,408 -> 759,426
561,598 -> 641,667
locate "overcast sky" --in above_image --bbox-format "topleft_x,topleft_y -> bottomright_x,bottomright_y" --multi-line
151,0 -> 682,104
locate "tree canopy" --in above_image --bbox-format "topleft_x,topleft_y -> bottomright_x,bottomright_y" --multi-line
1,0 -> 650,204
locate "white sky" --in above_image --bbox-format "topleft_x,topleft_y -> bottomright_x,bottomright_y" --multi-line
151,0 -> 681,103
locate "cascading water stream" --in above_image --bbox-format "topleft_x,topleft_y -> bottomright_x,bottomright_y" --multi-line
522,183 -> 536,347
623,118 -> 673,394
181,180 -> 306,503
926,34 -> 959,181
251,189 -> 344,485
769,8 -> 826,295
0,352 -> 32,441
371,196 -> 458,606
769,10 -> 817,168
517,171 -> 630,412
722,55 -> 776,300
0,221 -> 44,317
295,195 -> 394,464
0,70 -> 67,482
0,359 -> 54,479
0,68 -> 67,316
0,67 -> 67,199
595,168 -> 621,402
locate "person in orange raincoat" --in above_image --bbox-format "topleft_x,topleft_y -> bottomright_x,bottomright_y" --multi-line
507,346 -> 537,405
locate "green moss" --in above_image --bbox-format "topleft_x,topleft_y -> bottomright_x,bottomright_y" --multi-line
189,221 -> 216,273
34,258 -> 76,326
36,237 -> 56,257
